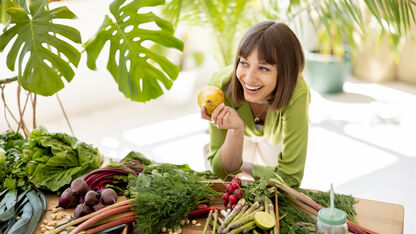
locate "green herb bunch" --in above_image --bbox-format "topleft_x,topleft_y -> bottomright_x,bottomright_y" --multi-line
0,130 -> 31,191
130,164 -> 220,234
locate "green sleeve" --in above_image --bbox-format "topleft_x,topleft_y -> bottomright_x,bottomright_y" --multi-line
206,66 -> 240,179
207,123 -> 241,180
252,89 -> 310,188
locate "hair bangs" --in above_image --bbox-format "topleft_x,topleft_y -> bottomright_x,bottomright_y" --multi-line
256,33 -> 278,65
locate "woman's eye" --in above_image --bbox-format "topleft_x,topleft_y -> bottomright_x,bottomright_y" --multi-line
260,66 -> 270,72
239,61 -> 248,66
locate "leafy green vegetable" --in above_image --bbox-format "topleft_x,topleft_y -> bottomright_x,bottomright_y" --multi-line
130,163 -> 220,234
84,0 -> 184,102
0,0 -> 81,96
0,131 -> 30,191
0,188 -> 46,234
121,151 -> 153,165
143,163 -> 218,179
24,126 -> 103,192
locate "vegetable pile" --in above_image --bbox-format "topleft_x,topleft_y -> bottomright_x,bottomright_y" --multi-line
58,177 -> 119,219
52,163 -> 221,234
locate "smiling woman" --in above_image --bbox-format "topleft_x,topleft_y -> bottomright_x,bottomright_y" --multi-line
200,21 -> 310,188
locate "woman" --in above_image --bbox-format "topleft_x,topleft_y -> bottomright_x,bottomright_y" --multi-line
201,21 -> 310,187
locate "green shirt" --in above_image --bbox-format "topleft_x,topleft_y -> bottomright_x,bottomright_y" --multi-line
207,66 -> 311,187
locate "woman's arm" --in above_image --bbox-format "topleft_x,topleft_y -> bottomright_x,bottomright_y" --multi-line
201,103 -> 245,177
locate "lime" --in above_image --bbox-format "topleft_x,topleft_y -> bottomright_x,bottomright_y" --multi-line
254,211 -> 275,230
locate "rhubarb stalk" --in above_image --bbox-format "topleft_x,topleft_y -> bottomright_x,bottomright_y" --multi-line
85,215 -> 135,234
70,204 -> 133,234
51,199 -> 134,234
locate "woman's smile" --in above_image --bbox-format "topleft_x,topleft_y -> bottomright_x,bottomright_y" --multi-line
236,48 -> 277,104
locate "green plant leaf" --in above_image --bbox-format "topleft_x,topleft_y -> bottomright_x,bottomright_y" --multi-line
84,0 -> 184,102
0,0 -> 81,96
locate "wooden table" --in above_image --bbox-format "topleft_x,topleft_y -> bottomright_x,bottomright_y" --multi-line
35,187 -> 404,234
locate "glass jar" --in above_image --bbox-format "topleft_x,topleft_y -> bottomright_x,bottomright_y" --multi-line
316,207 -> 348,234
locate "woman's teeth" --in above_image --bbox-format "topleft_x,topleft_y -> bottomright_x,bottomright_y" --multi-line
245,84 -> 262,91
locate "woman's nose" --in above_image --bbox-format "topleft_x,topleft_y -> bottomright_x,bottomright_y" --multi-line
245,67 -> 257,82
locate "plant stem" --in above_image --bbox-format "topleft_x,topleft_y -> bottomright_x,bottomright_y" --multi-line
70,204 -> 133,234
0,76 -> 18,84
228,220 -> 256,234
202,210 -> 213,234
274,187 -> 280,234
212,209 -> 218,234
85,214 -> 135,234
30,93 -> 37,129
1,84 -> 19,129
56,93 -> 75,136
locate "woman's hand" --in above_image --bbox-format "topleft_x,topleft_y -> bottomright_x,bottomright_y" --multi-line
200,103 -> 244,130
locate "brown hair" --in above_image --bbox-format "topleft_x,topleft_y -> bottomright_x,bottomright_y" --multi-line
227,21 -> 305,110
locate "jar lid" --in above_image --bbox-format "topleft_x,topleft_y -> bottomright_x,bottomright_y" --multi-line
318,208 -> 347,225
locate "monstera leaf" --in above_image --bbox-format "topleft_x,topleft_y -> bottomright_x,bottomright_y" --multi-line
0,0 -> 81,96
85,0 -> 184,102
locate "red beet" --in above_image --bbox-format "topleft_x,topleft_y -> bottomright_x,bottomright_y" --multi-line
71,178 -> 90,195
58,188 -> 79,208
100,188 -> 118,205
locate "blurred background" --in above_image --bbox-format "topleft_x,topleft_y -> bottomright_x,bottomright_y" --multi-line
1,0 -> 416,233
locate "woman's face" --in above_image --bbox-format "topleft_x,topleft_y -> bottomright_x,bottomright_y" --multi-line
236,48 -> 278,104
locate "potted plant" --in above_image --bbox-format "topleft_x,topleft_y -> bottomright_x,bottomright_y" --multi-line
0,0 -> 184,136
284,0 -> 416,94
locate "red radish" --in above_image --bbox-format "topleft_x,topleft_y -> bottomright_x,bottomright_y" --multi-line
234,188 -> 243,199
231,182 -> 239,190
227,201 -> 232,209
232,203 -> 237,209
231,178 -> 242,187
222,192 -> 230,202
223,200 -> 228,206
229,195 -> 237,204
225,184 -> 233,194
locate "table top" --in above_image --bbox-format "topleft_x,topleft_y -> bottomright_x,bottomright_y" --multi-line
35,186 -> 404,234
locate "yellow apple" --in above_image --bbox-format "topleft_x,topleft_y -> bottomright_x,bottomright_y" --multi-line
197,86 -> 225,115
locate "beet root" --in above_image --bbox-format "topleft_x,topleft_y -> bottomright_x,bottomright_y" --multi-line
92,202 -> 106,212
100,188 -> 118,205
73,203 -> 92,220
85,190 -> 99,206
59,188 -> 79,209
71,178 -> 90,195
